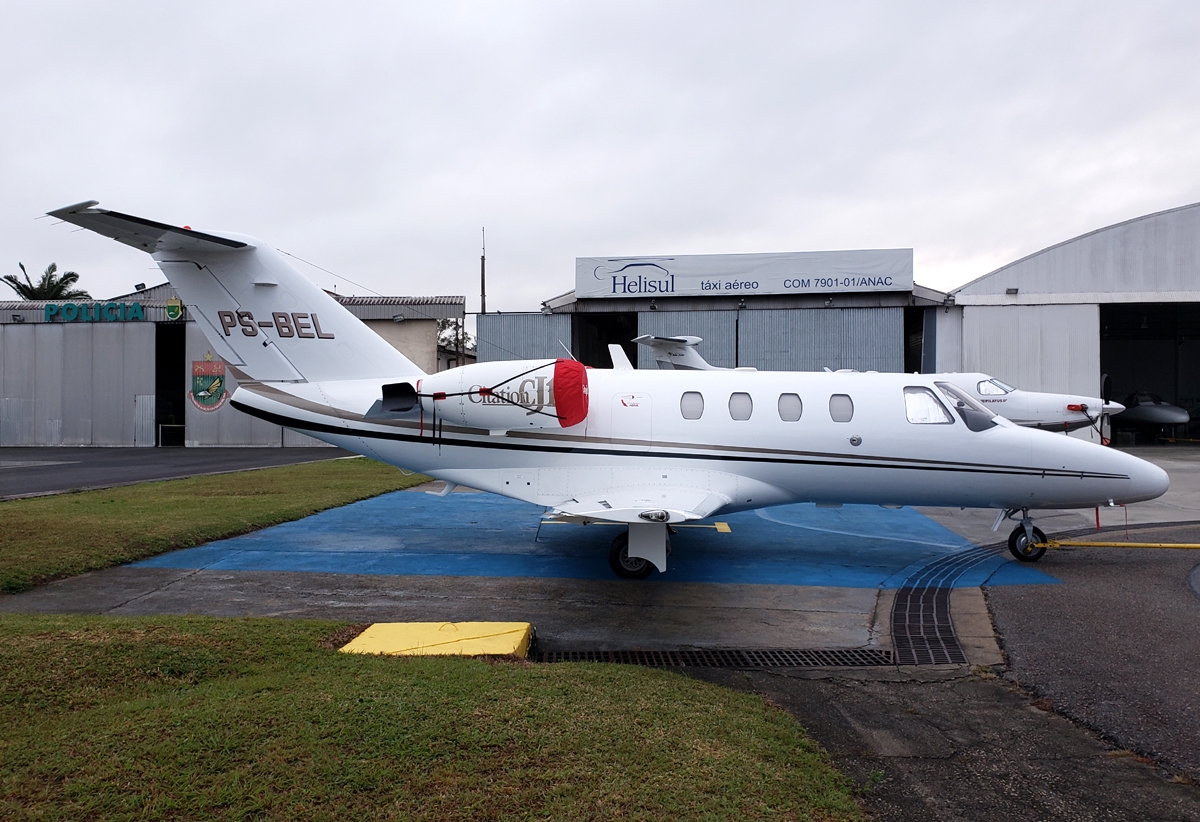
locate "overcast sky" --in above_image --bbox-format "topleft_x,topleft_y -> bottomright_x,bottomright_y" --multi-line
4,2 -> 1199,313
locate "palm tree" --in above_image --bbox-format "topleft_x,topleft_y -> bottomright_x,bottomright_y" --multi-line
2,263 -> 90,300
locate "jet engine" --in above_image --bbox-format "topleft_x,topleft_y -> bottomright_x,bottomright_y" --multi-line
382,359 -> 589,431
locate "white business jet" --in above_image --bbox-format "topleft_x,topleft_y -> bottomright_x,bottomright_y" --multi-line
49,202 -> 1169,577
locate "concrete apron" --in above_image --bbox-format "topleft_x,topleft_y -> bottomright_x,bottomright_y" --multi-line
0,568 -> 893,653
0,487 -> 1026,661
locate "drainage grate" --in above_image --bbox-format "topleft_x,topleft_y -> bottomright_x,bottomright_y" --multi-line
532,647 -> 894,668
890,543 -> 1004,665
892,586 -> 967,665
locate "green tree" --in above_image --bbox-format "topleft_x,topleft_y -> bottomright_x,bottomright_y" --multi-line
3,263 -> 90,300
437,317 -> 475,350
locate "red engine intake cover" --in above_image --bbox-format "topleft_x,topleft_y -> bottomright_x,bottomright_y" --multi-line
553,358 -> 589,427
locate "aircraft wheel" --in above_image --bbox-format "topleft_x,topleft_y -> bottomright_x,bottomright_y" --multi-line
609,532 -> 654,579
1008,525 -> 1047,562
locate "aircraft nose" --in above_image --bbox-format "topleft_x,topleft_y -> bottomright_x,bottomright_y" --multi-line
1123,456 -> 1169,503
1103,400 -> 1125,415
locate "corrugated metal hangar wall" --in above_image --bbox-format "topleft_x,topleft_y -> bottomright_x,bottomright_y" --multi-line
958,305 -> 1100,396
0,288 -> 463,446
478,308 -> 905,373
0,322 -> 156,446
477,314 -> 571,361
0,316 -> 328,447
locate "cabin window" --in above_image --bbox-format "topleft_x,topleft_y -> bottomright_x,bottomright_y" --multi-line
728,392 -> 753,421
976,379 -> 1012,396
778,393 -> 802,421
904,387 -> 954,424
680,391 -> 704,420
829,394 -> 854,423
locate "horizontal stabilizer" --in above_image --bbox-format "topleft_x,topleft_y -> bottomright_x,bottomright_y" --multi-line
633,334 -> 727,371
50,201 -> 425,382
49,202 -> 252,254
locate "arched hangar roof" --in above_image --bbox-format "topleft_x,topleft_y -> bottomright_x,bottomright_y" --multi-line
951,201 -> 1200,305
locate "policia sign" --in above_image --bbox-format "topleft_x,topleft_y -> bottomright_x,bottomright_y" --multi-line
43,301 -> 145,322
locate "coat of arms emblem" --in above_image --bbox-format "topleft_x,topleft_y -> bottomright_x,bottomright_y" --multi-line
165,296 -> 184,321
189,351 -> 228,411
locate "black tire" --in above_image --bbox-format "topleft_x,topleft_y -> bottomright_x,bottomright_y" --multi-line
608,532 -> 654,579
1008,525 -> 1047,562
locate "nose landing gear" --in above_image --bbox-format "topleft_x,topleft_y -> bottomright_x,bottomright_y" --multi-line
1002,508 -> 1047,562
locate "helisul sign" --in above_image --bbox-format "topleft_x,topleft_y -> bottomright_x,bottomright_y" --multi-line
575,250 -> 913,299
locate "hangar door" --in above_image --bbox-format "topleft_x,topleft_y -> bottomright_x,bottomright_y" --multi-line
637,311 -> 736,369
1101,303 -> 1200,430
738,308 -> 904,372
961,305 -> 1099,396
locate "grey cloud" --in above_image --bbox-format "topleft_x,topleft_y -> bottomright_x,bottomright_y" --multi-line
3,2 -> 1199,311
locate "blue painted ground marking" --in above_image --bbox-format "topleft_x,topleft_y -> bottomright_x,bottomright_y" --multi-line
133,491 -> 1057,587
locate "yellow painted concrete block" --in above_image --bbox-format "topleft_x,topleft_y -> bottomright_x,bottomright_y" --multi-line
339,622 -> 532,658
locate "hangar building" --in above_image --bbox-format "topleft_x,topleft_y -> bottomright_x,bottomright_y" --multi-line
479,249 -> 948,374
0,283 -> 463,447
933,201 -> 1200,441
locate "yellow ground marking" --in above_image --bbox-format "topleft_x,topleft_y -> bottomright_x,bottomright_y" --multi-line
339,622 -> 532,657
1040,540 -> 1200,550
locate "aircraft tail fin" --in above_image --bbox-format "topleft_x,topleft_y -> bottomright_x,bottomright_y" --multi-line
49,201 -> 425,382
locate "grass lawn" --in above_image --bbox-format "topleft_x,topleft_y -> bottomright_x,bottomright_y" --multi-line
0,615 -> 862,821
0,458 -> 429,593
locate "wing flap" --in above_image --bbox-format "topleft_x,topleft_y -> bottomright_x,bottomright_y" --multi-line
550,487 -> 730,524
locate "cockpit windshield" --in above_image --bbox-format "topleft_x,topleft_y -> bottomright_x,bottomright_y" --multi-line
936,382 -> 998,432
976,379 -> 1014,395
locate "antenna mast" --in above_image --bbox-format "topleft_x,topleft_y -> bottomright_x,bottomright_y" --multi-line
480,227 -> 487,315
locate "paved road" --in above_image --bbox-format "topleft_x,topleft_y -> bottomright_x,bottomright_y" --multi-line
988,523 -> 1200,784
691,667 -> 1200,822
920,447 -> 1200,786
0,446 -> 350,499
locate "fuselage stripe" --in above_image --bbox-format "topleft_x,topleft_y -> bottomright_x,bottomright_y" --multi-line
230,400 -> 1127,481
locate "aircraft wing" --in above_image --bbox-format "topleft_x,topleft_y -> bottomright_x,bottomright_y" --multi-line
48,201 -> 252,254
547,486 -> 732,525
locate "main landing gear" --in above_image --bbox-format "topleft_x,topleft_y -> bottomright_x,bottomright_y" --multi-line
608,526 -> 672,579
1003,508 -> 1047,562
